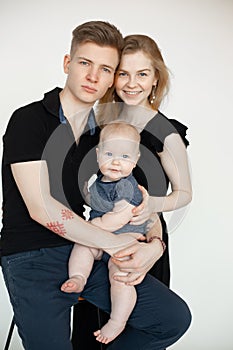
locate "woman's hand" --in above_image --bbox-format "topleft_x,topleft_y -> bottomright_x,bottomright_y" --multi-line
130,185 -> 155,225
111,239 -> 163,286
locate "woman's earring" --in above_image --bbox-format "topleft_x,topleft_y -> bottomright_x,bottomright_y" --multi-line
150,86 -> 156,104
112,90 -> 116,103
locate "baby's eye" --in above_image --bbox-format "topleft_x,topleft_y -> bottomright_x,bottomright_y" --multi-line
122,154 -> 130,159
105,152 -> 113,157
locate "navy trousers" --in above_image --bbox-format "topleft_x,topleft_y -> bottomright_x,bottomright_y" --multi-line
1,245 -> 191,350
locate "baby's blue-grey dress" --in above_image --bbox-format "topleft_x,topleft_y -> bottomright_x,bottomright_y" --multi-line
89,173 -> 148,234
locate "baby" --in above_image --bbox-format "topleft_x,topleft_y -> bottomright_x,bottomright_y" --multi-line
61,123 -> 159,344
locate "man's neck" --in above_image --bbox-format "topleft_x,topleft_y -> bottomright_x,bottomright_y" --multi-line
59,88 -> 93,121
59,88 -> 94,141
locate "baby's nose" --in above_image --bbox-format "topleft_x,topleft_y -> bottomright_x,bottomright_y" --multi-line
111,157 -> 120,164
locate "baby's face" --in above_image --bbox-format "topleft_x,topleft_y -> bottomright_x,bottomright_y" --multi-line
97,136 -> 140,182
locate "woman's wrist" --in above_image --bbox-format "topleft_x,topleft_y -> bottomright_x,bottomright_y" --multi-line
147,235 -> 166,254
149,195 -> 168,213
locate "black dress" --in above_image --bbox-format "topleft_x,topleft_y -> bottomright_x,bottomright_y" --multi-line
72,111 -> 189,349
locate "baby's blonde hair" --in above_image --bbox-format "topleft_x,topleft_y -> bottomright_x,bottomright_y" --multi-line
99,122 -> 140,144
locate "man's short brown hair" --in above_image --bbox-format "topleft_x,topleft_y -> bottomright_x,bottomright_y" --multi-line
70,21 -> 123,59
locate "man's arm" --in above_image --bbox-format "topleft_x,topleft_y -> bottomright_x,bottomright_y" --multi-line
11,160 -> 137,255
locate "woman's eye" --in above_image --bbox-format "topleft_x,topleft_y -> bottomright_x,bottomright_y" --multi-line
118,72 -> 127,77
139,72 -> 147,77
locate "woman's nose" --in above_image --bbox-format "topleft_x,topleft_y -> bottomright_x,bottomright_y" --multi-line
127,75 -> 137,88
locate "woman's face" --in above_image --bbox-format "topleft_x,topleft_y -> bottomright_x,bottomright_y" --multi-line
115,51 -> 157,108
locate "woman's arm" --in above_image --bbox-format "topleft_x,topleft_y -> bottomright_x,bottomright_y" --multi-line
11,160 -> 138,255
110,134 -> 191,282
132,133 -> 192,222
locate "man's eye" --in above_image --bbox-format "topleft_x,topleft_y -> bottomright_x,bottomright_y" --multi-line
103,67 -> 111,73
80,61 -> 89,66
118,72 -> 127,77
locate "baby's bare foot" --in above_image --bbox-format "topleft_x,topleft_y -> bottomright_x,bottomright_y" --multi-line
61,275 -> 86,293
94,319 -> 126,344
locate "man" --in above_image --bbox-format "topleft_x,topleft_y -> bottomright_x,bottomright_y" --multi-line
1,20 -> 191,350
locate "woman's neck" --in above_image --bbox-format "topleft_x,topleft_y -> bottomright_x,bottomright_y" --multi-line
118,104 -> 157,132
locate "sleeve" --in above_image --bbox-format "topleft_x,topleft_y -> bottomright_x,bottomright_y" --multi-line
3,105 -> 48,165
143,112 -> 190,153
169,119 -> 189,148
114,177 -> 142,206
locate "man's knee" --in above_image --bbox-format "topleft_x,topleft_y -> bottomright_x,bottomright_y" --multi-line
167,300 -> 192,342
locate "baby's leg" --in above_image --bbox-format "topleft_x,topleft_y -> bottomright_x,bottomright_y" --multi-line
61,243 -> 102,293
94,258 -> 136,344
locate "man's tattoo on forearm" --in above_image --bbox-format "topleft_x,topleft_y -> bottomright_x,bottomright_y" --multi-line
46,221 -> 67,236
61,209 -> 74,220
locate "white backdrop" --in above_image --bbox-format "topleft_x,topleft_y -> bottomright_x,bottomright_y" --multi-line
1,0 -> 233,349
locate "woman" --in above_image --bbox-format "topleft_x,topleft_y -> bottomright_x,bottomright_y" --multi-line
72,34 -> 192,350
97,34 -> 192,287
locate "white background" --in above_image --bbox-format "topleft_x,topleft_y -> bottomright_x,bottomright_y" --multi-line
1,0 -> 233,349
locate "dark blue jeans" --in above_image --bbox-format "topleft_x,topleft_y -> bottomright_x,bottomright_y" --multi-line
1,245 -> 191,350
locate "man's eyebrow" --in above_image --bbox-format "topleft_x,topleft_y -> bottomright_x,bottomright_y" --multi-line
77,56 -> 115,71
77,56 -> 92,62
102,64 -> 115,71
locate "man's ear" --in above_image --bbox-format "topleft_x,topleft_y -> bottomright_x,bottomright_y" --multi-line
63,54 -> 71,74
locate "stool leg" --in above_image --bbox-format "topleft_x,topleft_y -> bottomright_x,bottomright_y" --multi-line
4,317 -> 15,350
72,301 -> 109,350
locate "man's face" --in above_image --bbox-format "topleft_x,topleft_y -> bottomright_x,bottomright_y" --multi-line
63,42 -> 119,105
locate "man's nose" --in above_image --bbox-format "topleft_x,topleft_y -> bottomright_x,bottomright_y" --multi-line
86,67 -> 99,83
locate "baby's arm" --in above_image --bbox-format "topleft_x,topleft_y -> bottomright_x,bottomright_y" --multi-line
91,200 -> 135,232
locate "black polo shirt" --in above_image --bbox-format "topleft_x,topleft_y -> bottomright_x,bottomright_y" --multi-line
1,87 -> 100,255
